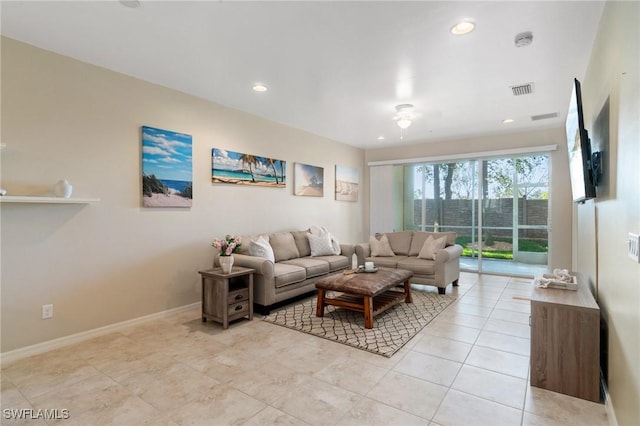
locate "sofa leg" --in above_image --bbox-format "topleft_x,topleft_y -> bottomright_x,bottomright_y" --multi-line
438,287 -> 446,295
452,279 -> 459,287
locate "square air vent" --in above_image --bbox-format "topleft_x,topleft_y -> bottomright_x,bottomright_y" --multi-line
511,83 -> 534,96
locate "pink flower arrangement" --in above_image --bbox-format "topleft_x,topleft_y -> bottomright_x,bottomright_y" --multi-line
212,235 -> 242,256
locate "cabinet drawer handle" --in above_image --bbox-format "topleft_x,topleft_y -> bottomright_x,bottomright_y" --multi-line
235,305 -> 243,311
235,294 -> 243,300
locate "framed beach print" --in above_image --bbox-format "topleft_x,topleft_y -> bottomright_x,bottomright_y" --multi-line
294,163 -> 324,197
141,125 -> 192,208
212,149 -> 286,187
335,165 -> 359,201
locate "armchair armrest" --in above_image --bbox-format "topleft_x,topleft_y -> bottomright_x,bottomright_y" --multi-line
219,253 -> 275,279
354,243 -> 371,266
435,244 -> 463,264
339,244 -> 355,260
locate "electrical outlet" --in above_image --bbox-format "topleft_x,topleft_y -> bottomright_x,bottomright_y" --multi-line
629,233 -> 640,263
42,304 -> 53,319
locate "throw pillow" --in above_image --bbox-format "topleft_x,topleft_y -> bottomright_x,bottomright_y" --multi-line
307,232 -> 335,257
309,225 -> 341,255
249,236 -> 275,262
369,234 -> 396,257
418,235 -> 447,260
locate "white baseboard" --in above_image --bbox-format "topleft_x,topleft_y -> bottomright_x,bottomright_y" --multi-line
0,302 -> 201,367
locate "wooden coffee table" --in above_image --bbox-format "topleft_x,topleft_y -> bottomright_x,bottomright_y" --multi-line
315,268 -> 413,329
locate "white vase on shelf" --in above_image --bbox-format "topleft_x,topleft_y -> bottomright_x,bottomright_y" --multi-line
54,179 -> 73,198
219,255 -> 234,274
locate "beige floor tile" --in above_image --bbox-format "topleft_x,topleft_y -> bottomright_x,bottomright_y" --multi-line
495,299 -> 532,314
367,371 -> 448,420
436,311 -> 488,329
412,334 -> 472,363
60,393 -> 161,426
433,389 -> 522,426
271,376 -> 360,425
421,321 -> 481,344
449,302 -> 493,317
227,361 -> 306,404
525,386 -> 608,426
465,346 -> 530,379
522,411 -> 568,426
312,356 -> 389,395
476,330 -> 530,356
452,365 -> 527,409
133,363 -> 220,413
243,406 -> 309,425
29,374 -> 132,420
336,395 -> 430,425
464,288 -> 503,300
393,351 -> 462,386
483,318 -> 531,339
489,308 -> 531,325
457,295 -> 498,308
170,384 -> 266,426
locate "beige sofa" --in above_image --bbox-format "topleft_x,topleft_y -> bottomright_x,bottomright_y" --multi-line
355,231 -> 462,294
215,230 -> 354,314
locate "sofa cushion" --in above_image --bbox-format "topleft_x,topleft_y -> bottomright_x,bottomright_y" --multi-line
310,225 -> 341,255
273,263 -> 307,288
281,257 -> 330,278
312,255 -> 350,272
363,256 -> 407,269
249,235 -> 275,262
370,234 -> 396,257
409,231 -> 457,255
418,235 -> 447,260
291,230 -> 312,257
308,233 -> 335,256
269,232 -> 301,262
397,257 -> 436,276
383,231 -> 413,255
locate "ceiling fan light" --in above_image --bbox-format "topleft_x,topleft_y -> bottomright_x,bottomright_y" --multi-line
397,118 -> 412,129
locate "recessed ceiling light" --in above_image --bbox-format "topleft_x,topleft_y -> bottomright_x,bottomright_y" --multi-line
252,84 -> 268,92
377,136 -> 385,140
451,21 -> 475,35
502,118 -> 515,124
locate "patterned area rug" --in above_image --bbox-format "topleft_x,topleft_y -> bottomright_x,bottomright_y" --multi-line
263,289 -> 457,357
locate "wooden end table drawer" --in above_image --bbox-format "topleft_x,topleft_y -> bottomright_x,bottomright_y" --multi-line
228,288 -> 249,304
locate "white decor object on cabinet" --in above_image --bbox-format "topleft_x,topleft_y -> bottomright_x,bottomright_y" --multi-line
54,180 -> 73,198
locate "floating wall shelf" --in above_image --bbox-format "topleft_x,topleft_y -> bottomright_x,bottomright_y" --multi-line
0,196 -> 100,204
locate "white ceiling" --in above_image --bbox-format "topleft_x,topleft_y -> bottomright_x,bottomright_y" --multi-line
1,1 -> 605,149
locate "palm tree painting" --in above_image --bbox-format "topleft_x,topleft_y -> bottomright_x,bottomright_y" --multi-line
212,148 -> 286,188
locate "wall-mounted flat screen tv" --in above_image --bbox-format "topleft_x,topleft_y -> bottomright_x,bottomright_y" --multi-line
566,78 -> 597,203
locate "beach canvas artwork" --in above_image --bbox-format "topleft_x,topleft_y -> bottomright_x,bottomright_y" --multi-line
212,149 -> 286,188
294,163 -> 324,197
141,125 -> 193,208
335,165 -> 359,201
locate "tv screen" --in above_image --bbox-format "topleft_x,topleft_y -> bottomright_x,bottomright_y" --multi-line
566,78 -> 596,203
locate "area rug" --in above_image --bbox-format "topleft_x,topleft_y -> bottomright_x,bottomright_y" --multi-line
263,290 -> 457,357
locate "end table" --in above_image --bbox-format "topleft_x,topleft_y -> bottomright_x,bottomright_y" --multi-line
198,266 -> 255,329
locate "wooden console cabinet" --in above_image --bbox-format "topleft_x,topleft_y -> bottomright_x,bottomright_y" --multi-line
530,273 -> 601,402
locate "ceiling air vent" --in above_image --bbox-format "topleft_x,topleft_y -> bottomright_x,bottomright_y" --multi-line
531,112 -> 558,121
511,83 -> 534,96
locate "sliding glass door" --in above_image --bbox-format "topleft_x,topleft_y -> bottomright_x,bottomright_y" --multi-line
400,154 -> 549,277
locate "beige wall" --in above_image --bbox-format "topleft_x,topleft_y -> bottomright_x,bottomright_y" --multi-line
365,128 -> 574,270
0,38 -> 366,353
579,2 -> 640,425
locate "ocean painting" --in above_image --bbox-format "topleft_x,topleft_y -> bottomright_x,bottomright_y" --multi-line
294,163 -> 324,197
212,149 -> 286,188
335,165 -> 359,201
141,125 -> 193,208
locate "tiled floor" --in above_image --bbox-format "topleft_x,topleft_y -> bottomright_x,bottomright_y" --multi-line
1,272 -> 609,425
